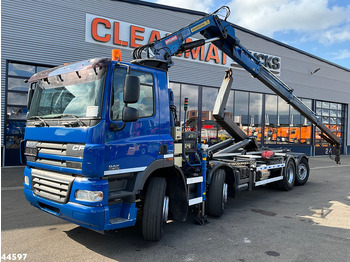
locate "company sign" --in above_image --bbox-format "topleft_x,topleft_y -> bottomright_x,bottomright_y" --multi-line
85,14 -> 281,75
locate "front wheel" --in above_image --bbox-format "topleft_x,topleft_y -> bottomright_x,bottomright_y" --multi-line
142,177 -> 168,241
278,159 -> 295,191
207,169 -> 227,217
295,158 -> 309,186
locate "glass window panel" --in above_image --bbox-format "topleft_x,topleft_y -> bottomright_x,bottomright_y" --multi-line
132,70 -> 154,85
225,90 -> 234,120
337,119 -> 341,125
202,87 -> 217,113
249,93 -> 262,142
301,126 -> 311,144
322,101 -> 329,108
290,106 -> 306,144
322,116 -> 329,124
5,136 -> 23,149
301,98 -> 312,110
330,117 -> 336,124
277,97 -> 289,144
330,103 -> 337,109
7,92 -> 27,106
249,93 -> 262,125
8,77 -> 30,91
337,104 -> 342,110
7,107 -> 27,120
265,95 -> 277,124
290,107 -> 301,126
298,98 -> 312,144
169,82 -> 180,125
6,121 -> 26,136
8,63 -> 35,77
330,110 -> 337,117
322,109 -> 329,116
202,87 -> 218,143
135,84 -> 154,118
316,108 -> 322,115
278,97 -> 289,125
265,95 -> 277,144
182,84 -> 198,130
337,110 -> 342,117
112,68 -> 154,120
234,91 -> 249,135
316,101 -> 322,107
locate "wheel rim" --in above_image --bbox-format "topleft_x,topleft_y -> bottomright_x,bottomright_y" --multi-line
298,163 -> 307,180
223,183 -> 228,205
162,196 -> 169,223
287,165 -> 294,184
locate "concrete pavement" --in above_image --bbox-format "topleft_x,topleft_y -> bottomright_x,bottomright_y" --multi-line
1,156 -> 350,261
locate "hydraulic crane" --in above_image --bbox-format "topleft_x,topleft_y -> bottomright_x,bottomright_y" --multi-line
132,6 -> 341,164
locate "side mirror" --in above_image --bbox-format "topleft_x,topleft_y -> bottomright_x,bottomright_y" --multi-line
109,107 -> 139,132
124,75 -> 140,103
122,107 -> 139,122
27,88 -> 34,109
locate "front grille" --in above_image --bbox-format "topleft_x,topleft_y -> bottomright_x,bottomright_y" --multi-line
37,142 -> 68,156
31,169 -> 75,203
26,141 -> 84,170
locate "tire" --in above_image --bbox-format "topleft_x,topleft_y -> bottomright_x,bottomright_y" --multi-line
142,177 -> 169,241
278,159 -> 295,191
295,158 -> 309,186
207,169 -> 227,217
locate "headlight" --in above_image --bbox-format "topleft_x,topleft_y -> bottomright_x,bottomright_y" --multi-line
25,141 -> 38,157
24,176 -> 30,185
75,190 -> 103,202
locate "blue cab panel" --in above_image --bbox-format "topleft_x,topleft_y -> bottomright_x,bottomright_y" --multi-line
23,60 -> 172,231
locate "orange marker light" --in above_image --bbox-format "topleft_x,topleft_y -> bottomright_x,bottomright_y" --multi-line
112,49 -> 122,61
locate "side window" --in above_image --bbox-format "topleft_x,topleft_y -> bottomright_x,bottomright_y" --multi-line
112,67 -> 154,120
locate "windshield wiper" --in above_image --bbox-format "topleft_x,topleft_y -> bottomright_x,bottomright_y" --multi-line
52,114 -> 86,127
28,116 -> 50,127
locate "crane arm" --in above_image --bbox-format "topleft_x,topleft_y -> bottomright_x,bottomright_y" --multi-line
133,6 -> 341,163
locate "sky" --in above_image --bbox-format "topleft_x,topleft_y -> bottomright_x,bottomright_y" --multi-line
144,0 -> 350,70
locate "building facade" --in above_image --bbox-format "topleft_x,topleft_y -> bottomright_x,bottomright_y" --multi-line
2,0 -> 350,166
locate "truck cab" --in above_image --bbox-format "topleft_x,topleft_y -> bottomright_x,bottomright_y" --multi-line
23,58 -> 187,234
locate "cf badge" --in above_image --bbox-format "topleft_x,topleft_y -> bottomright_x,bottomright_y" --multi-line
72,145 -> 85,151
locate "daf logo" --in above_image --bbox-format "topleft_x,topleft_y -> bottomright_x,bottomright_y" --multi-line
109,164 -> 120,170
72,145 -> 85,151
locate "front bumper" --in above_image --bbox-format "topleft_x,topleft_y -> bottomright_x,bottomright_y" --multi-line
23,167 -> 137,231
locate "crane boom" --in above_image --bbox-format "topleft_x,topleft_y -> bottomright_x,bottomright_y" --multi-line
133,6 -> 340,163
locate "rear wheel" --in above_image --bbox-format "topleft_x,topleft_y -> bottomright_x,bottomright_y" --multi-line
142,177 -> 168,241
207,169 -> 227,217
278,159 -> 295,191
295,158 -> 309,186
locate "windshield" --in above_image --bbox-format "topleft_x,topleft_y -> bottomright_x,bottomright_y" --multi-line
28,67 -> 106,119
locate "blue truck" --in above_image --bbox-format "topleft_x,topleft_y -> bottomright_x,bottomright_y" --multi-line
22,6 -> 340,241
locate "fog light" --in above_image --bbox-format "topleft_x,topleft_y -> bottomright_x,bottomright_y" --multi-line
24,176 -> 29,185
75,190 -> 103,202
